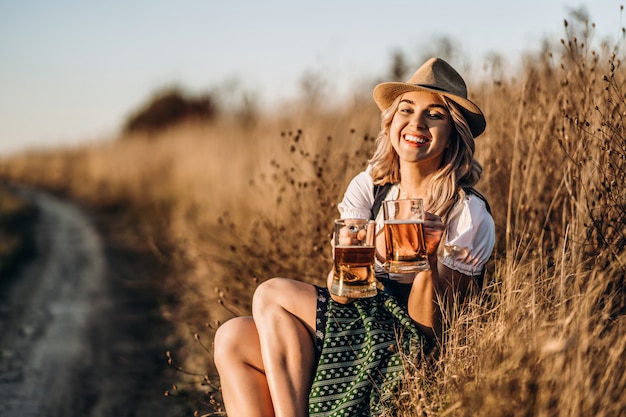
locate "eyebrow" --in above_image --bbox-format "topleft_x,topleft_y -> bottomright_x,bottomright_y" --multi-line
399,99 -> 448,110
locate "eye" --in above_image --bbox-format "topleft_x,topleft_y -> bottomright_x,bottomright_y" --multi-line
427,111 -> 446,119
398,106 -> 414,114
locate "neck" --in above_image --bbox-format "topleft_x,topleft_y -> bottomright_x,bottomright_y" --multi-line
398,163 -> 437,199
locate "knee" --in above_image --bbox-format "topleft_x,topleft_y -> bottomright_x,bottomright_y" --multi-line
214,317 -> 247,368
252,278 -> 318,325
252,277 -> 284,315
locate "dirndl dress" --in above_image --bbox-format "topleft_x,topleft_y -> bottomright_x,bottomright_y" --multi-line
308,286 -> 432,417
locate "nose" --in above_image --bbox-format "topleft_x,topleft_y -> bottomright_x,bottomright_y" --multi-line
408,112 -> 427,129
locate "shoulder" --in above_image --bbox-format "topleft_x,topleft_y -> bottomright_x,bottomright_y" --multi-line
338,167 -> 375,219
352,166 -> 375,189
343,168 -> 375,200
448,193 -> 494,232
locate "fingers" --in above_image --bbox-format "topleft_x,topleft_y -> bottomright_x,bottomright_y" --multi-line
424,212 -> 444,230
423,212 -> 444,254
337,224 -> 367,245
338,227 -> 353,245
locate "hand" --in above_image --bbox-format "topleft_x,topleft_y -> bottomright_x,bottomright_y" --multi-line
423,212 -> 444,255
337,221 -> 368,245
331,220 -> 369,260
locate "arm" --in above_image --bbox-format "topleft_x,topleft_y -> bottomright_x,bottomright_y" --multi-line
407,259 -> 478,340
407,201 -> 492,340
405,212 -> 444,340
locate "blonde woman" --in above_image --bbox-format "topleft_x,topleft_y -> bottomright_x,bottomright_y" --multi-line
214,57 -> 495,417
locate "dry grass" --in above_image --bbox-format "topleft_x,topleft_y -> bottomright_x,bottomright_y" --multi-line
0,17 -> 624,417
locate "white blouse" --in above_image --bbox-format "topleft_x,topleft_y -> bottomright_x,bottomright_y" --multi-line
337,167 -> 496,280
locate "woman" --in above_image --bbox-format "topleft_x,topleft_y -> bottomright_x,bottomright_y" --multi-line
213,57 -> 495,417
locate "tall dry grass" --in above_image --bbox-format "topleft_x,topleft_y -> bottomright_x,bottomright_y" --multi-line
0,16 -> 624,417
393,21 -> 626,417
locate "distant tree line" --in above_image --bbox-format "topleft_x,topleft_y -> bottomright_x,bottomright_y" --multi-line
123,87 -> 218,135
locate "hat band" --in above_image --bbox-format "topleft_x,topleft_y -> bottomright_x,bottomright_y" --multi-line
413,83 -> 465,99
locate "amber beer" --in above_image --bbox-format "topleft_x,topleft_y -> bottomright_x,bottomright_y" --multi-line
383,199 -> 429,273
384,219 -> 428,272
331,219 -> 377,298
332,245 -> 376,294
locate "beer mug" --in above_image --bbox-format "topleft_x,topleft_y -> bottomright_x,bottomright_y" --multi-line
331,218 -> 377,298
383,199 -> 429,273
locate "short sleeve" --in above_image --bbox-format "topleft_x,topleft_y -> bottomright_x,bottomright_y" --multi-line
337,168 -> 375,220
439,194 -> 495,276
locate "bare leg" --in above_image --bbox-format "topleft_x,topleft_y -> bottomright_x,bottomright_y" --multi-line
252,278 -> 318,417
214,316 -> 274,417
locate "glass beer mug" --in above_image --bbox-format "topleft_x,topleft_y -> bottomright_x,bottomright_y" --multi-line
382,199 -> 429,273
331,218 -> 377,298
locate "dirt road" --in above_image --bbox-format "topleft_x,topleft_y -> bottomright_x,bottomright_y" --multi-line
0,189 -> 191,417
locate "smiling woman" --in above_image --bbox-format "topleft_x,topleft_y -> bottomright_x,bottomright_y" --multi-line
213,56 -> 495,417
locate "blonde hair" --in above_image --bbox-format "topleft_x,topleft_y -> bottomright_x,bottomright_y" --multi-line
368,94 -> 484,222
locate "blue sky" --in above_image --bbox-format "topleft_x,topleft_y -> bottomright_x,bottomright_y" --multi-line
0,0 -> 623,155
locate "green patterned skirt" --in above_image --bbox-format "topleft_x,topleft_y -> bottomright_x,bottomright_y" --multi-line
308,288 -> 431,417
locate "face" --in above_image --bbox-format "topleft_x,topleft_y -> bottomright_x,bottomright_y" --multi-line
388,91 -> 453,170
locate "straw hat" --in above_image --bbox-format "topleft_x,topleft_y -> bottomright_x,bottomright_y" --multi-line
373,57 -> 486,137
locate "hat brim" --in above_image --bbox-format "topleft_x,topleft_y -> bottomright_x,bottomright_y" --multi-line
373,82 -> 486,138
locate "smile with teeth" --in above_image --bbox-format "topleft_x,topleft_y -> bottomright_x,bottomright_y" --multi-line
403,134 -> 429,144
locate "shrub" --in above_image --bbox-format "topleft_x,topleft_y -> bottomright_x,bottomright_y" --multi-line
123,87 -> 218,135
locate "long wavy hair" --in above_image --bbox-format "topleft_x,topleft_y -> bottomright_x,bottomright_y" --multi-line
368,93 -> 486,223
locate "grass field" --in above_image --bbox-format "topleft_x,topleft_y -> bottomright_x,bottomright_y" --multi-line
0,17 -> 624,417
